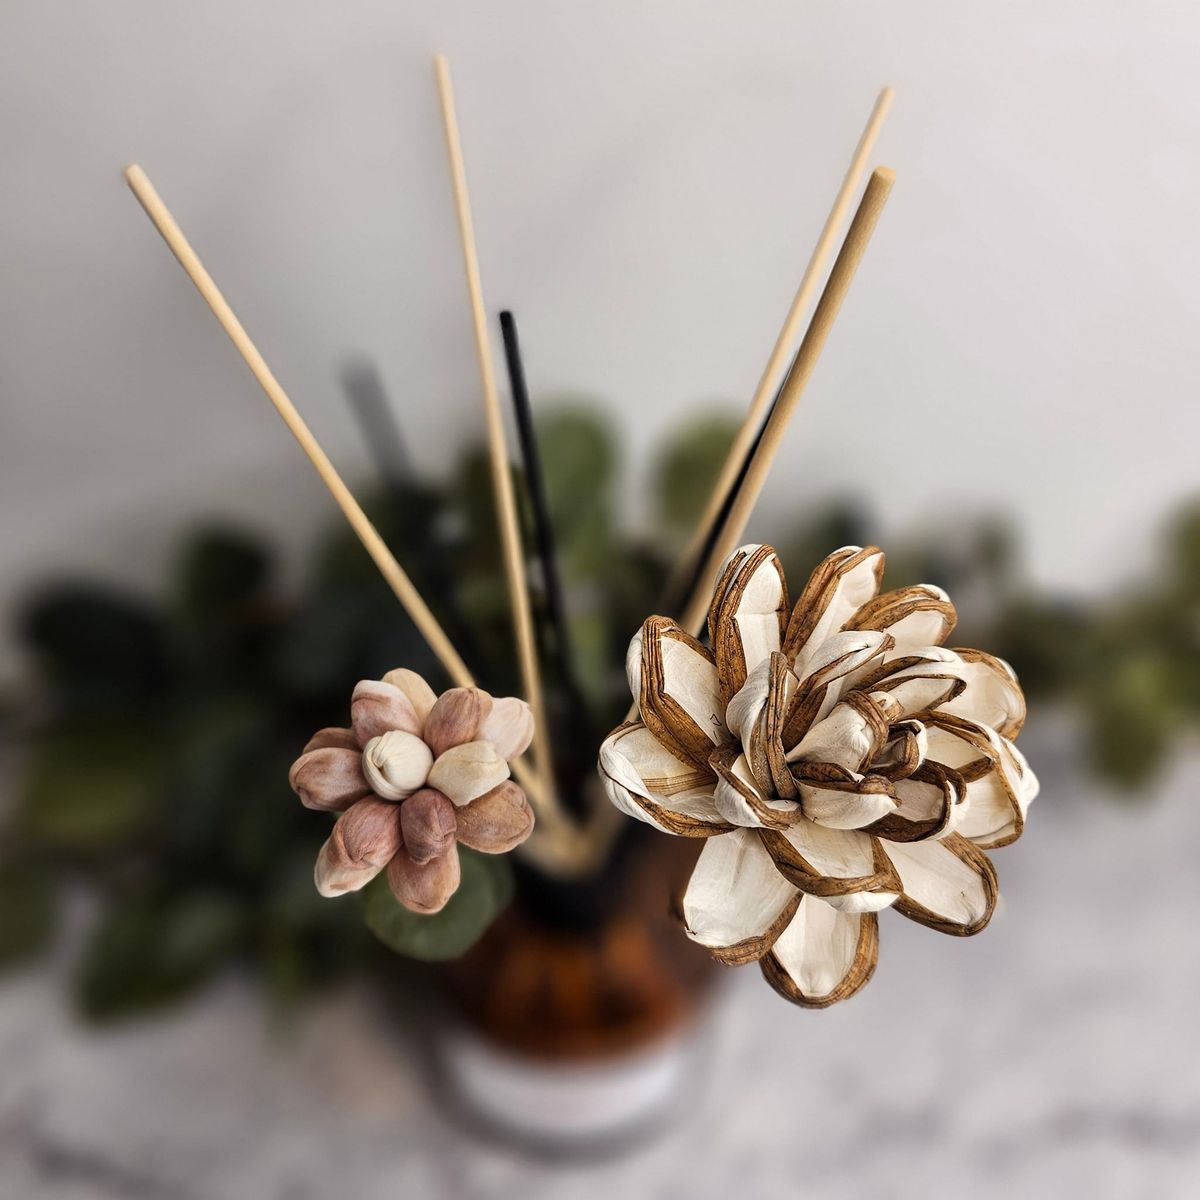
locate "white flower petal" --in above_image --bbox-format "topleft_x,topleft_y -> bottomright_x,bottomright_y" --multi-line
598,722 -> 728,837
711,748 -> 801,829
680,828 -> 800,964
785,546 -> 886,678
633,616 -> 732,764
708,544 -> 790,705
883,833 -> 998,935
761,820 -> 900,909
850,584 -> 956,652
759,896 -> 879,1007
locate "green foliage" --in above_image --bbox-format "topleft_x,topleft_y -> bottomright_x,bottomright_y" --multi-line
19,724 -> 162,852
653,413 -> 739,534
75,891 -> 245,1020
0,860 -> 59,971
364,849 -> 514,962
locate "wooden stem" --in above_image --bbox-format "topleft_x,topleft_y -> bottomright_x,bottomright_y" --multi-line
662,88 -> 893,611
121,163 -> 558,822
677,167 -> 896,640
433,54 -> 558,814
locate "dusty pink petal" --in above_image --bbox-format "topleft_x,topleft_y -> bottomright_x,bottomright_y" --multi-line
288,747 -> 372,812
351,679 -> 424,747
455,781 -> 535,854
399,788 -> 458,865
387,842 -> 461,914
424,688 -> 493,758
303,726 -> 360,754
314,797 -> 402,897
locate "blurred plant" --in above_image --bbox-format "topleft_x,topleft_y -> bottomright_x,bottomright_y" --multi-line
5,396 -> 1196,1019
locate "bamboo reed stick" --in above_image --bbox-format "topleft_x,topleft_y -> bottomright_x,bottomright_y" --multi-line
121,163 -> 560,823
433,54 -> 558,813
677,167 -> 896,639
662,88 -> 893,612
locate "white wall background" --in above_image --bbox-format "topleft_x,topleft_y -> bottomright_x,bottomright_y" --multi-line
3,2 -> 1198,648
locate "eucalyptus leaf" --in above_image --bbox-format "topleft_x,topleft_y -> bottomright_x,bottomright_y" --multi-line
364,848 -> 513,962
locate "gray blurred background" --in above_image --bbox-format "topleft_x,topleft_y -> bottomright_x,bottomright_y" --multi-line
2,3 -> 1199,1197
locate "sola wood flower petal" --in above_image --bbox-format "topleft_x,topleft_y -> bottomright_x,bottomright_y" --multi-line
679,828 -> 800,964
382,668 -> 438,726
759,897 -> 879,1008
707,544 -> 790,706
598,722 -> 729,836
289,747 -> 372,812
629,616 -> 733,765
424,687 -> 492,758
387,841 -> 461,914
427,740 -> 510,807
454,780 -> 535,853
784,546 -> 885,676
477,696 -> 535,760
314,797 -> 403,897
352,679 -> 425,746
883,833 -> 998,935
760,821 -> 900,911
850,584 -> 957,652
362,730 -> 434,801
399,788 -> 457,865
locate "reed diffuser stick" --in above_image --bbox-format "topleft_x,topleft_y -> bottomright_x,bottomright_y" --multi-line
662,88 -> 894,612
121,163 -> 559,821
433,54 -> 558,812
677,167 -> 896,639
500,313 -> 592,774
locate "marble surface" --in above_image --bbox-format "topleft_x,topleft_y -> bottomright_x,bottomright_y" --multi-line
2,738 -> 1197,1198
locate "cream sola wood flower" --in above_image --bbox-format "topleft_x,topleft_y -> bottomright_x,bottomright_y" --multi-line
598,544 -> 1038,1007
288,669 -> 536,913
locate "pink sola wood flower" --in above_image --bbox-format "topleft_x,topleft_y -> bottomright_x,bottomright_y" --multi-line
599,544 -> 1039,1007
289,670 -> 535,913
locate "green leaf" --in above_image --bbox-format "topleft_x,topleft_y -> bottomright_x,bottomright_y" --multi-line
18,585 -> 170,710
653,413 -> 739,532
0,861 -> 59,971
19,725 -> 162,852
174,526 -> 271,616
75,891 -> 244,1021
363,848 -> 513,962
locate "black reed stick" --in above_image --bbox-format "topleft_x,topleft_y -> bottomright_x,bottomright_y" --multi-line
499,312 -> 590,752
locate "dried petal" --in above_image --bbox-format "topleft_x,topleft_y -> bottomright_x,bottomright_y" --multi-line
289,747 -> 372,812
387,842 -> 461,914
302,726 -> 360,754
864,761 -> 963,843
793,766 -> 900,830
362,730 -> 434,801
708,544 -> 789,706
398,787 -> 457,864
710,745 -> 800,829
883,832 -> 998,935
351,679 -> 424,747
454,780 -> 535,853
598,721 -> 729,836
630,616 -> 732,766
679,828 -> 800,964
759,896 -> 879,1008
477,696 -> 535,761
314,797 -> 402,897
850,584 -> 957,651
424,687 -> 493,758
381,668 -> 438,727
760,821 -> 900,911
784,546 -> 885,676
427,740 -> 510,807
